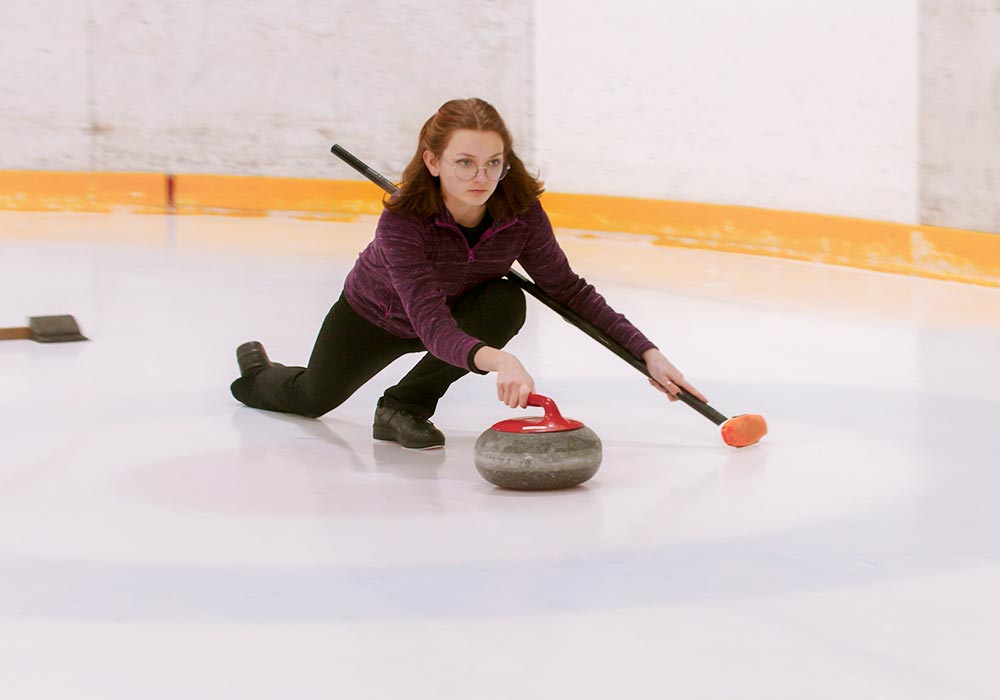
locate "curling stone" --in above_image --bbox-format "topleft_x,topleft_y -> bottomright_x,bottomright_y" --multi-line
474,394 -> 602,491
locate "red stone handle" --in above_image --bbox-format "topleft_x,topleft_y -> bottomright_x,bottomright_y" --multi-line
490,394 -> 584,433
526,393 -> 564,421
513,393 -> 582,432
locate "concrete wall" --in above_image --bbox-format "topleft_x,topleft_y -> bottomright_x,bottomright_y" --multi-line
0,0 -> 535,181
920,0 -> 1000,234
535,0 -> 920,224
1,0 -> 997,232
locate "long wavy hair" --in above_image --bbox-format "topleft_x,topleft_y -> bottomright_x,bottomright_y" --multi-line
385,98 -> 544,221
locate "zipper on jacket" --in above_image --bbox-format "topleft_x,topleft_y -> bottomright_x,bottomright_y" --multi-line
433,215 -> 519,270
435,216 -> 519,255
436,221 -> 478,262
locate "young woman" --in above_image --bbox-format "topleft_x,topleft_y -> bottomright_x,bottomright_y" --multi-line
231,97 -> 705,449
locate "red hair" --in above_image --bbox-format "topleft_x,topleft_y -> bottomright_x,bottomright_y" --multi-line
385,98 -> 544,221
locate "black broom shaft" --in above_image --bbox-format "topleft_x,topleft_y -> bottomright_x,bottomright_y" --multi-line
502,272 -> 729,425
331,144 -> 400,195
330,144 -> 729,426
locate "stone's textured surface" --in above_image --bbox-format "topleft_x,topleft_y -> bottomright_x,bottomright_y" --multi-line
473,427 -> 602,491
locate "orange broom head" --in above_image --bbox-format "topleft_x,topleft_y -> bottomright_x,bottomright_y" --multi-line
720,414 -> 768,448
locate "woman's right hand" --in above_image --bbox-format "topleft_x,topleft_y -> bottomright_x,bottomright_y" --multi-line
474,347 -> 535,408
495,353 -> 535,408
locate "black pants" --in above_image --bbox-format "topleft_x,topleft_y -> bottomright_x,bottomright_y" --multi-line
230,278 -> 526,419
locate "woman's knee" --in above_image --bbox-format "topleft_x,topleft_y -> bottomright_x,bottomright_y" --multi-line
297,394 -> 345,419
487,278 -> 526,325
294,382 -> 354,418
455,278 -> 526,343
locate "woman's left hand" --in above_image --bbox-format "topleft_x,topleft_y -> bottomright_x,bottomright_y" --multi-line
642,348 -> 708,403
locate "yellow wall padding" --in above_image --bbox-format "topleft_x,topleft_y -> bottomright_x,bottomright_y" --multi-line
2,171 -> 997,287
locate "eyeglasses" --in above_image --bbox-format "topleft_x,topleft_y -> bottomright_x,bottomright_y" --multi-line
444,158 -> 510,182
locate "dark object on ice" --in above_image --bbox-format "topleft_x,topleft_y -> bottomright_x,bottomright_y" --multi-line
0,315 -> 88,343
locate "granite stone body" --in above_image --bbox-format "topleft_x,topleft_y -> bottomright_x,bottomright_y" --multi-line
473,426 -> 602,491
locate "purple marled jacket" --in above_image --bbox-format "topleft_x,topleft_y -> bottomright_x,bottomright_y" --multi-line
342,200 -> 656,371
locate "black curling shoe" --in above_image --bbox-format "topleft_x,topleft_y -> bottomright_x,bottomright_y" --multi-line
373,405 -> 446,449
236,341 -> 272,378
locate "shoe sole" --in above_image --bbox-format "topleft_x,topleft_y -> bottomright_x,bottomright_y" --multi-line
373,427 -> 445,450
236,342 -> 272,377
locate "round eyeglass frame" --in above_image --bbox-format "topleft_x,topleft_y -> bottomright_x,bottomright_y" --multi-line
444,158 -> 510,182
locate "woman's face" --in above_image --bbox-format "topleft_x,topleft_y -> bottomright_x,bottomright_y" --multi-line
423,129 -> 505,217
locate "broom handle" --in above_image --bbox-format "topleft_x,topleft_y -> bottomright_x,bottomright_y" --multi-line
0,327 -> 33,341
331,144 -> 399,195
504,272 -> 729,425
330,144 -> 729,426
